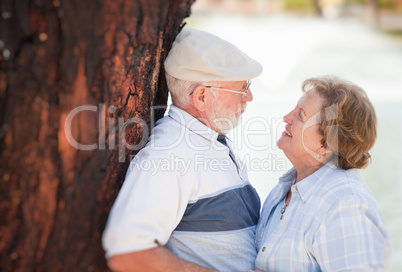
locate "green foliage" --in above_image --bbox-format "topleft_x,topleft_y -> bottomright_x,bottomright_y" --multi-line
348,0 -> 364,4
284,0 -> 314,11
384,30 -> 402,38
284,0 -> 400,10
378,0 -> 396,8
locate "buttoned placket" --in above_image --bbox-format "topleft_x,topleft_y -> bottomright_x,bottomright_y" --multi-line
279,183 -> 300,222
259,183 -> 301,255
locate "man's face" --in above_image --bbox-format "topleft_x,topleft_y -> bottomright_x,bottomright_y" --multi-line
208,81 -> 253,134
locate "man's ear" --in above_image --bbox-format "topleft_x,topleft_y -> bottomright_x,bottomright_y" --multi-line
191,85 -> 208,111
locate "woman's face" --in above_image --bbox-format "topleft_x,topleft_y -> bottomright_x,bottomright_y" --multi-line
277,90 -> 326,164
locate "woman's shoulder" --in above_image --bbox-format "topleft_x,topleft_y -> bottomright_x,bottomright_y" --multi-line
315,166 -> 377,206
308,167 -> 386,233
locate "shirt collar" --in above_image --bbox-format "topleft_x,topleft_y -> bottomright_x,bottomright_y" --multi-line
293,161 -> 339,203
278,167 -> 297,199
168,104 -> 220,143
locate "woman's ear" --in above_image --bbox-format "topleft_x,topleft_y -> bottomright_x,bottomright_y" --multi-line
318,146 -> 333,161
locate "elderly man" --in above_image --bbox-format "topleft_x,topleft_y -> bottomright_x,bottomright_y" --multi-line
102,28 -> 263,272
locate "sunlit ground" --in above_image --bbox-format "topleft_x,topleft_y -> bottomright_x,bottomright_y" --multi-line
184,10 -> 402,271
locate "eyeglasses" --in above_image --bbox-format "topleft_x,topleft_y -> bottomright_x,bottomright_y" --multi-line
204,80 -> 251,99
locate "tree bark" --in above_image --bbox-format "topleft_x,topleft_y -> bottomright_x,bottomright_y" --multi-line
0,0 -> 194,271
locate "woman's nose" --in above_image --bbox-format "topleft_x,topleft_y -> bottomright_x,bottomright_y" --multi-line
283,112 -> 292,123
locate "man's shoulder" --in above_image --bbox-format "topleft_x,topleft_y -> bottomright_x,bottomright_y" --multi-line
150,116 -> 213,154
132,118 -> 193,162
150,116 -> 187,147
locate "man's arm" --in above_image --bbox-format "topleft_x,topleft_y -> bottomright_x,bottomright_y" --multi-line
107,246 -> 218,272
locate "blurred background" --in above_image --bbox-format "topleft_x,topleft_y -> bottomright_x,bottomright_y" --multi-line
183,0 -> 402,270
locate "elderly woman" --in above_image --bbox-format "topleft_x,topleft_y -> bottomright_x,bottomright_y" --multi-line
255,76 -> 391,271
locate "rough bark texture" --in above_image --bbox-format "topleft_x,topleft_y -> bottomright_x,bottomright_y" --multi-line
0,0 -> 194,271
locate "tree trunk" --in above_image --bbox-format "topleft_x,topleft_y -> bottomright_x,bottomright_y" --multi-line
0,0 -> 194,271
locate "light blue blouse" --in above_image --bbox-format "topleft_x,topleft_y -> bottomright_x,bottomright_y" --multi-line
261,196 -> 286,244
255,162 -> 391,271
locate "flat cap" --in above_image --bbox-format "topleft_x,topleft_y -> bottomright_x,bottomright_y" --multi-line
164,28 -> 263,82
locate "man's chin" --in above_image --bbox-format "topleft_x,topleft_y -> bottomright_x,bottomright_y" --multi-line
237,107 -> 246,117
213,117 -> 241,134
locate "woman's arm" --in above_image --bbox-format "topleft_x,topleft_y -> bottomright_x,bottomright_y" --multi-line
313,195 -> 390,271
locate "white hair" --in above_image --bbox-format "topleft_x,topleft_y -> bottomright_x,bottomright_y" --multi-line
165,73 -> 197,108
165,72 -> 221,108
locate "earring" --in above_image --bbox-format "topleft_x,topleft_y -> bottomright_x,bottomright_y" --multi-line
317,153 -> 321,159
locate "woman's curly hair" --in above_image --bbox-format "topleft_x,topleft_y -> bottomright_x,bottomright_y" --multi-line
302,76 -> 377,170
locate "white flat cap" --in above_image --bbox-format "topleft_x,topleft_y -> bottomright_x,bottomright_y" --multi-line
164,28 -> 263,82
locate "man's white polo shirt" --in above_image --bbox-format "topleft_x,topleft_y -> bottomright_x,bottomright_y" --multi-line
102,105 -> 260,271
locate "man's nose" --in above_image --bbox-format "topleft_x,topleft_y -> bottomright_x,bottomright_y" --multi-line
243,89 -> 253,102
